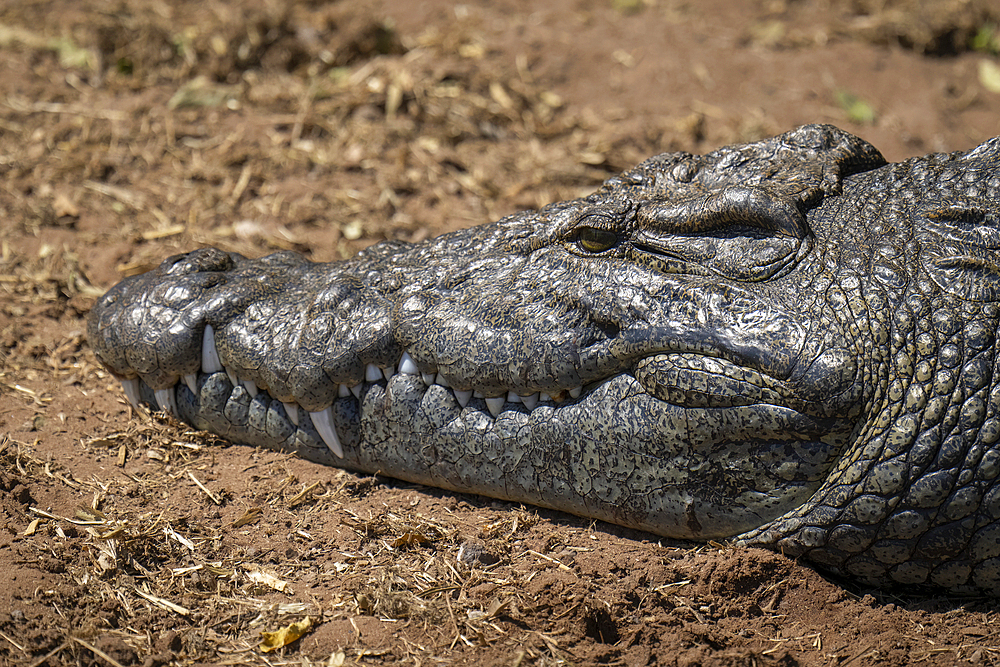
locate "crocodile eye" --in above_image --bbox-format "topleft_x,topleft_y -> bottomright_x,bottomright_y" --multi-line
577,227 -> 618,253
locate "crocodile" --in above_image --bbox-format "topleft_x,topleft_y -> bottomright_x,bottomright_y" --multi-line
88,124 -> 1000,594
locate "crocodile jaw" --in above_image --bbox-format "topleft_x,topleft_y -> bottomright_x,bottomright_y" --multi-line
121,357 -> 854,540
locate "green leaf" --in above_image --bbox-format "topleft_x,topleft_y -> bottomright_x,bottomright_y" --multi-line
834,90 -> 877,125
978,60 -> 1000,93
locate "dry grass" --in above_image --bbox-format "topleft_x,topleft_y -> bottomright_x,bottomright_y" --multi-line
3,426 -> 651,666
2,0 -> 1000,665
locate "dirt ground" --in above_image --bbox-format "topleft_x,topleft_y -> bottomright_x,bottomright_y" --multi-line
1,0 -> 1000,665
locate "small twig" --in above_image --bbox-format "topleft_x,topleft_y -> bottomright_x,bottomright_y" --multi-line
5,97 -> 127,121
229,162 -> 253,205
164,525 -> 195,551
842,644 -> 876,666
29,507 -> 104,526
133,586 -> 191,616
83,180 -> 146,210
0,629 -> 26,653
27,641 -> 68,667
524,549 -> 573,572
140,224 -> 185,240
287,481 -> 322,508
187,471 -> 221,505
445,594 -> 461,651
44,463 -> 80,490
69,636 -> 126,667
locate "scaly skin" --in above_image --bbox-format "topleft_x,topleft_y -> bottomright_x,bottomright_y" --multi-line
88,125 -> 1000,593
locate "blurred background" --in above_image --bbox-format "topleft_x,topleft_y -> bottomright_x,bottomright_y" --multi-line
0,0 -> 997,281
1,3 -> 999,665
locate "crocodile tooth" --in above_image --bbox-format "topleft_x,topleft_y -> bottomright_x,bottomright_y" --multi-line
485,396 -> 505,418
539,392 -> 552,403
569,386 -> 582,399
243,380 -> 257,398
202,325 -> 223,373
365,364 -> 382,382
338,383 -> 351,398
283,402 -> 299,426
398,353 -> 419,375
473,390 -> 484,399
225,365 -> 239,387
421,372 -> 435,385
154,387 -> 177,415
384,365 -> 396,379
309,407 -> 344,458
350,383 -> 362,399
183,373 -> 198,395
454,389 -> 472,408
120,378 -> 142,410
507,392 -> 522,404
520,393 -> 539,410
435,373 -> 451,388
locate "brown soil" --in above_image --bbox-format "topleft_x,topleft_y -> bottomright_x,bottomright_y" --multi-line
1,0 -> 999,665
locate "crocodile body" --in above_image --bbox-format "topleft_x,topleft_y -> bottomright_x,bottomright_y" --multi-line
88,125 -> 1000,594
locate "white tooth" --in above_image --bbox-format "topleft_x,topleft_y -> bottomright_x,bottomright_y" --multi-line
121,378 -> 142,410
310,407 -> 344,458
435,373 -> 451,388
338,383 -> 351,398
569,386 -> 582,399
350,383 -> 362,399
520,393 -> 539,410
539,392 -> 552,403
283,402 -> 299,426
454,389 -> 472,408
421,372 -> 436,385
225,365 -> 239,387
507,392 -> 522,404
473,390 -> 484,399
365,364 -> 382,382
184,373 -> 198,395
155,387 -> 177,415
201,325 -> 223,373
485,396 -> 505,418
398,353 -> 419,375
243,380 -> 257,397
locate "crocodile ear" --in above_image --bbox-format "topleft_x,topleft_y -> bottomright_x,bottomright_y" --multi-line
693,124 -> 887,207
775,124 -> 888,201
916,200 -> 1000,302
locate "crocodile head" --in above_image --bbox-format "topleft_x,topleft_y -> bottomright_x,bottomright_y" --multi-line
89,125 -> 1000,592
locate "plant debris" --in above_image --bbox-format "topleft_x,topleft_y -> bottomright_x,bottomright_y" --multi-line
1,0 -> 998,665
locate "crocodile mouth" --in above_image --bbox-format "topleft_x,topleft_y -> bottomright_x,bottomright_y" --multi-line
119,325 -> 850,542
118,323 -> 590,460
118,323 -> 813,463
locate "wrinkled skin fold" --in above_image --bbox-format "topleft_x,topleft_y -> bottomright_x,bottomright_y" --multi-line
89,125 -> 1000,594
